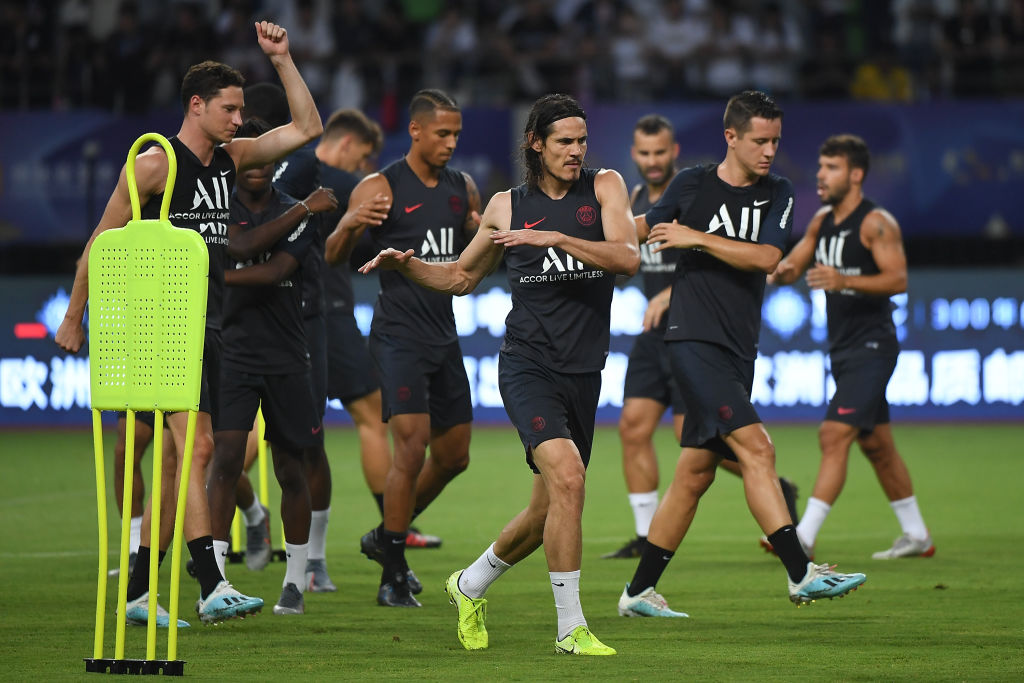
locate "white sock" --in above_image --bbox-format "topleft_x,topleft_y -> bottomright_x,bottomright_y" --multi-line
284,542 -> 309,592
796,497 -> 832,549
129,516 -> 143,554
308,508 -> 329,561
241,499 -> 264,526
628,490 -> 659,537
458,543 -> 511,599
890,496 -> 929,540
550,570 -> 586,641
212,539 -> 230,578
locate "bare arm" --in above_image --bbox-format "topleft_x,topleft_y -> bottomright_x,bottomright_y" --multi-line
225,22 -> 323,172
769,207 -> 827,284
462,172 -> 482,241
228,187 -> 336,261
807,209 -> 907,295
649,220 -> 782,273
643,285 -> 672,332
634,212 -> 652,242
54,149 -> 168,353
324,174 -> 391,265
358,191 -> 509,296
225,251 -> 299,287
489,169 -> 641,276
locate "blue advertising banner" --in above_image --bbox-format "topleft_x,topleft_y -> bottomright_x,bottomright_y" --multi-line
1,270 -> 1020,428
2,103 -> 1023,247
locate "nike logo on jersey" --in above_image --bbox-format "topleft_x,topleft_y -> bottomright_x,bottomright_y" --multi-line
404,203 -> 423,214
754,199 -> 769,206
220,169 -> 231,176
524,217 -> 546,229
312,425 -> 322,435
837,406 -> 856,415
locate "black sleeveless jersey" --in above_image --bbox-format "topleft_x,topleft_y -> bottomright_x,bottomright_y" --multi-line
646,164 -> 794,360
272,146 -> 326,318
633,183 -> 681,333
369,158 -> 470,344
815,198 -> 898,357
142,136 -> 234,330
222,189 -> 314,374
501,168 -> 616,373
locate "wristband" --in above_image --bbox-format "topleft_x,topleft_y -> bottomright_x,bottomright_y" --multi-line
298,200 -> 312,217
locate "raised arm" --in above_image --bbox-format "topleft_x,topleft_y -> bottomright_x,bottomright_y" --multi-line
54,149 -> 168,353
225,22 -> 323,172
806,208 -> 907,295
770,207 -> 827,284
489,169 -> 641,276
324,173 -> 391,265
228,187 -> 337,261
358,190 -> 509,296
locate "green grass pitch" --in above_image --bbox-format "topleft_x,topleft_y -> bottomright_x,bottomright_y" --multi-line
1,422 -> 1022,680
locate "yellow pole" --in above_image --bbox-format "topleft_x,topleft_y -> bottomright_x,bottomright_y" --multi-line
91,409 -> 108,660
146,410 -> 163,660
167,409 -> 197,661
114,410 -> 136,660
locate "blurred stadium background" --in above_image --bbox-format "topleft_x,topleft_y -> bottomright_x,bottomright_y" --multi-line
1,0 -> 1022,428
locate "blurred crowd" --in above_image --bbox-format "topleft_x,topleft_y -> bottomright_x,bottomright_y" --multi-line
3,0 -> 1024,117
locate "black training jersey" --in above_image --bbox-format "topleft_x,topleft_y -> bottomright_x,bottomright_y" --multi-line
272,147 -> 326,318
633,182 -> 681,333
814,198 -> 898,357
142,136 -> 234,330
502,168 -> 617,373
369,158 -> 470,344
646,163 -> 794,360
319,165 -> 360,314
222,189 -> 314,374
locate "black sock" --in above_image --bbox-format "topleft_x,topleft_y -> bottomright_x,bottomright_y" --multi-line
186,535 -> 224,599
626,541 -> 674,597
372,493 -> 384,517
767,525 -> 811,583
380,528 -> 407,585
126,546 -> 157,601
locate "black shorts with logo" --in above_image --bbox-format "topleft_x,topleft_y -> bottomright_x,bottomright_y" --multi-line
326,310 -> 379,404
369,332 -> 472,429
623,329 -> 686,415
826,349 -> 897,431
498,349 -> 602,474
666,340 -> 761,461
216,367 -> 322,450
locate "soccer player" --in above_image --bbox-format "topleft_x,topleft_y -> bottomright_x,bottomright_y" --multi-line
360,93 -> 640,654
615,91 -> 866,619
55,21 -> 323,625
324,89 -> 479,607
605,114 -> 800,559
209,117 -> 339,616
766,133 -> 934,560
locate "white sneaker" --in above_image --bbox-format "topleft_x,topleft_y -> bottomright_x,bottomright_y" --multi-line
788,562 -> 866,606
195,581 -> 263,624
872,533 -> 935,560
617,585 -> 688,617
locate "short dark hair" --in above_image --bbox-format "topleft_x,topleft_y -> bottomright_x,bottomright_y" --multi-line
242,82 -> 288,127
236,117 -> 271,139
180,60 -> 245,114
635,114 -> 674,138
324,109 -> 378,149
819,133 -> 871,178
521,93 -> 587,188
723,90 -> 783,135
408,88 -> 459,120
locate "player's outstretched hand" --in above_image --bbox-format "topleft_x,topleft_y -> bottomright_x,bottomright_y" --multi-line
359,248 -> 415,274
55,319 -> 85,354
648,220 -> 698,251
255,21 -> 289,57
806,264 -> 845,291
305,187 -> 338,214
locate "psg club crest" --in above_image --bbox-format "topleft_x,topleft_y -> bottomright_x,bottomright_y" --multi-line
531,416 -> 546,432
576,204 -> 597,226
449,195 -> 464,215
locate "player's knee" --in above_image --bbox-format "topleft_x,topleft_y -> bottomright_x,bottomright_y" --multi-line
618,413 -> 649,445
857,432 -> 888,463
273,454 -> 306,493
191,433 -> 216,470
436,450 -> 469,475
818,422 -> 853,456
544,462 -> 586,504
